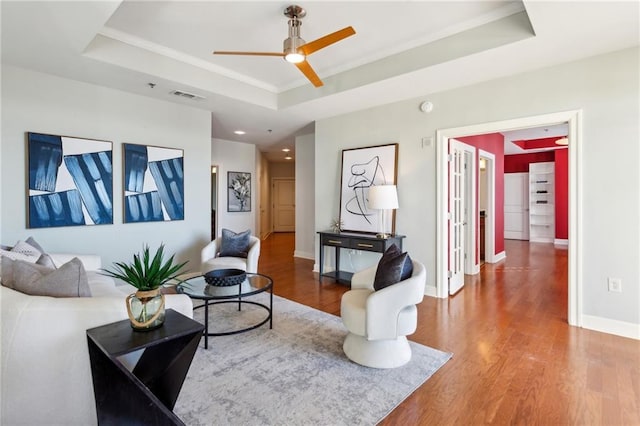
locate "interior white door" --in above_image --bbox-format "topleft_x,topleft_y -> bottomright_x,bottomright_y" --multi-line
449,140 -> 465,295
273,178 -> 295,232
504,172 -> 529,240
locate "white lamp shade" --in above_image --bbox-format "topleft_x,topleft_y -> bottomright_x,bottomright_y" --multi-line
368,185 -> 399,210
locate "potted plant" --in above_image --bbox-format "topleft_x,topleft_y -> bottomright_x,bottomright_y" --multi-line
102,244 -> 188,331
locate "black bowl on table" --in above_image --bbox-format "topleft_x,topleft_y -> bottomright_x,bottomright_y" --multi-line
204,269 -> 246,287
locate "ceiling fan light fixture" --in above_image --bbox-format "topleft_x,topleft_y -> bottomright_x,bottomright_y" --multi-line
213,5 -> 355,88
283,32 -> 306,63
285,51 -> 305,63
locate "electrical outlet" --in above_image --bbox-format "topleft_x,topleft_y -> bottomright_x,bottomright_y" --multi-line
607,278 -> 622,293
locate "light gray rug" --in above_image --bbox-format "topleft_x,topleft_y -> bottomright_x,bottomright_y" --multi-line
174,294 -> 452,425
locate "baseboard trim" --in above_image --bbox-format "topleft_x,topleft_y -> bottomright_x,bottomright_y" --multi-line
492,251 -> 506,262
425,285 -> 438,298
294,250 -> 315,260
582,314 -> 640,340
554,238 -> 569,246
260,232 -> 272,240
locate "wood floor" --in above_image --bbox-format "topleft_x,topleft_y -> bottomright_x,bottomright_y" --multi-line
259,233 -> 640,425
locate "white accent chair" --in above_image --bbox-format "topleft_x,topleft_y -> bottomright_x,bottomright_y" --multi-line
340,260 -> 426,368
201,236 -> 260,273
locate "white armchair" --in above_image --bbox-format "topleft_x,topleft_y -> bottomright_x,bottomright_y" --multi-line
201,236 -> 260,274
340,260 -> 426,368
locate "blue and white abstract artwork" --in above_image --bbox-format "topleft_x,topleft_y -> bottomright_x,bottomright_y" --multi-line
123,143 -> 184,223
28,132 -> 113,228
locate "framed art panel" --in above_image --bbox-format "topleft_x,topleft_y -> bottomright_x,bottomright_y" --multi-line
123,143 -> 184,223
339,143 -> 398,234
27,132 -> 113,228
228,171 -> 251,212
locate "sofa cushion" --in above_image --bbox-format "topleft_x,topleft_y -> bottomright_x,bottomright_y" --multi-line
85,272 -> 133,297
25,237 -> 57,269
373,244 -> 413,291
0,238 -> 56,269
219,229 -> 251,258
202,256 -> 249,274
1,257 -> 91,297
0,244 -> 39,263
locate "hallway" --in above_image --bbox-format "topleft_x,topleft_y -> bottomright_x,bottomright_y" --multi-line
259,234 -> 640,425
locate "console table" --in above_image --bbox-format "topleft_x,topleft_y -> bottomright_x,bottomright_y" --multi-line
317,231 -> 405,285
87,309 -> 204,425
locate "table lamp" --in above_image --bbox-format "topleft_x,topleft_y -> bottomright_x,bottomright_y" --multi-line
367,185 -> 398,238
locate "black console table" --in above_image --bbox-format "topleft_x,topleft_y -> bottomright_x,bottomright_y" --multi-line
318,231 -> 405,285
87,309 -> 204,425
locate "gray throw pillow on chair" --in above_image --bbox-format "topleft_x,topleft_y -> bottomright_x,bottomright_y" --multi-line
219,229 -> 251,258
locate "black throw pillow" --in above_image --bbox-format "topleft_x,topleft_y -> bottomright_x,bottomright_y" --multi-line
219,229 -> 251,258
373,244 -> 414,291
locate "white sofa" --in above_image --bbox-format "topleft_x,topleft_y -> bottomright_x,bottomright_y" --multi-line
0,253 -> 194,426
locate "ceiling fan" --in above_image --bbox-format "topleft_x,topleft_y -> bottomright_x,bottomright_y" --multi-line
213,5 -> 355,87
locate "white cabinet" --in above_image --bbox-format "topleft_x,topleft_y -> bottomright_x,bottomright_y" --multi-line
529,162 -> 555,243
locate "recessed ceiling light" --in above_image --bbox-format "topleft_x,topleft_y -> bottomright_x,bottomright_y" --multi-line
285,156 -> 292,160
234,130 -> 246,135
282,148 -> 290,152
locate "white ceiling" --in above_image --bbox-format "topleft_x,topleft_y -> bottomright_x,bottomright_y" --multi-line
2,1 -> 639,162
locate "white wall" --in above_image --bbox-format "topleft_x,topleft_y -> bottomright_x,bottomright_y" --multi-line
1,66 -> 211,268
211,138 -> 257,236
295,133 -> 315,259
315,47 -> 640,330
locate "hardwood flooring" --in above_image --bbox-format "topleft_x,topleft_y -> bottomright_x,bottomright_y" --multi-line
259,233 -> 640,425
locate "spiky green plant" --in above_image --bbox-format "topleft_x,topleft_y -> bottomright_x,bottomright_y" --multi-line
101,244 -> 188,291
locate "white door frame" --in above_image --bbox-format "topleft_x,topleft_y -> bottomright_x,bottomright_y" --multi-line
436,110 -> 583,327
478,150 -> 496,263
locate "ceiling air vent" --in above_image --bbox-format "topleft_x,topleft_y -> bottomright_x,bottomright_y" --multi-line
169,90 -> 206,101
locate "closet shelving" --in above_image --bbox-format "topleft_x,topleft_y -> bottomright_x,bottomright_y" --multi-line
529,161 -> 555,243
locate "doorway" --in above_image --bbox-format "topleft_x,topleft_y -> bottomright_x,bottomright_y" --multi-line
478,150 -> 496,264
211,165 -> 219,239
272,178 -> 295,232
436,110 -> 582,326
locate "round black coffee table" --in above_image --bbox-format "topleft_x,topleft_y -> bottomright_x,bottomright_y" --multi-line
176,273 -> 273,349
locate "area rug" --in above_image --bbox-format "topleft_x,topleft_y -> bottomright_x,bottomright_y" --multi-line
174,294 -> 452,425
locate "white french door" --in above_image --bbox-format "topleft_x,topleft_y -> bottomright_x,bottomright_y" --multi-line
448,140 -> 466,295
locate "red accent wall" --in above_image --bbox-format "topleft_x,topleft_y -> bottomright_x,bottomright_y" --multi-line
457,134 -> 505,261
512,137 -> 566,151
554,149 -> 569,240
504,149 -> 569,241
504,151 -> 555,173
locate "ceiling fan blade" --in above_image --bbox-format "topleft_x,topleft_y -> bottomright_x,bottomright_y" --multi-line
213,51 -> 285,57
300,26 -> 356,56
295,60 -> 323,87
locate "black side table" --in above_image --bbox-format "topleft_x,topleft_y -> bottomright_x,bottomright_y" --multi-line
317,231 -> 405,284
87,309 -> 204,426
